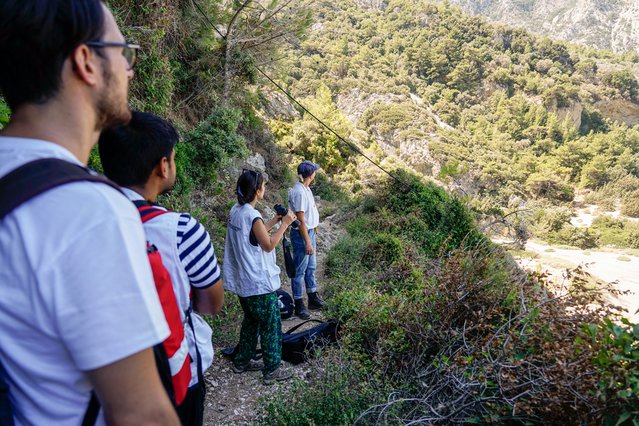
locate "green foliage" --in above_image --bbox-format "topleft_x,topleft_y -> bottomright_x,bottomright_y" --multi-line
177,107 -> 248,193
551,225 -> 598,249
264,167 -> 638,423
602,69 -> 639,101
530,206 -> 572,234
621,191 -> 639,218
581,319 -> 639,424
0,97 -> 9,129
259,360 -> 377,425
383,170 -> 485,254
311,171 -> 350,204
273,84 -> 355,173
590,216 -> 639,249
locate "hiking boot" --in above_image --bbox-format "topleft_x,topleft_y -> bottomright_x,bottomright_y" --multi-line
294,298 -> 311,319
232,359 -> 264,373
263,367 -> 293,385
307,292 -> 327,310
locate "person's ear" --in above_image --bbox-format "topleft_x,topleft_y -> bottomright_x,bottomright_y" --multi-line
159,156 -> 170,179
71,44 -> 100,86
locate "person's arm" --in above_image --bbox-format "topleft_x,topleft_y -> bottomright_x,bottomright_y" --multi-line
264,215 -> 280,231
295,211 -> 314,256
193,280 -> 224,315
253,210 -> 296,252
87,348 -> 179,426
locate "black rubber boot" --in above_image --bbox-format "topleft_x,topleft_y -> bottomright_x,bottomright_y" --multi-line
294,298 -> 311,319
307,292 -> 327,310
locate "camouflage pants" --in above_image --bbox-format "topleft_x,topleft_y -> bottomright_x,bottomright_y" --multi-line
234,292 -> 282,375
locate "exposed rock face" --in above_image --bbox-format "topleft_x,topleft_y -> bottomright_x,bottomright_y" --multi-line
244,153 -> 266,172
261,91 -> 300,120
557,99 -> 584,130
336,89 -> 442,177
441,0 -> 639,54
336,88 -> 405,125
354,0 -> 388,11
594,98 -> 639,126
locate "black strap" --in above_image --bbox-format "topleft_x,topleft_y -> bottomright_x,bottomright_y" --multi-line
0,158 -> 121,220
0,356 -> 15,426
186,306 -> 205,388
81,392 -> 99,426
284,319 -> 325,335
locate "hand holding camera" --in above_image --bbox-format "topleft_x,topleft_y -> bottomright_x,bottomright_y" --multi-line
274,204 -> 300,228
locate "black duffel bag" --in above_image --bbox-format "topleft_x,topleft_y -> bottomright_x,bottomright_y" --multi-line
282,319 -> 339,364
221,319 -> 339,365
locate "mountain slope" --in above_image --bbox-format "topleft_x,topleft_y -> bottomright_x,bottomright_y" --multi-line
440,0 -> 639,54
269,0 -> 639,220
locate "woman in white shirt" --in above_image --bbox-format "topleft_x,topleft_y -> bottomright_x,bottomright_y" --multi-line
223,169 -> 297,384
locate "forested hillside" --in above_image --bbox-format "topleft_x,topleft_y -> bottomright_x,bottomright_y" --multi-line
270,0 -> 639,248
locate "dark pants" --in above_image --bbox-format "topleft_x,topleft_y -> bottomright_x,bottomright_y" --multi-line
176,382 -> 205,426
234,292 -> 282,375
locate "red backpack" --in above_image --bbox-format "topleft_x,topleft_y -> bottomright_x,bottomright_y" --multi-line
137,206 -> 192,406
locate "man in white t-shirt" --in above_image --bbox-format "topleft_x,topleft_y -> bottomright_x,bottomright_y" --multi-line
98,111 -> 225,426
0,1 -> 179,425
288,160 -> 328,319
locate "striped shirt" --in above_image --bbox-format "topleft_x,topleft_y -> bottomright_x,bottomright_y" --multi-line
121,188 -> 221,290
177,213 -> 221,288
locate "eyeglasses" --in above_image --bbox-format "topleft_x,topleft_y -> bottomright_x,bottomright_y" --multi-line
86,41 -> 140,70
242,168 -> 262,191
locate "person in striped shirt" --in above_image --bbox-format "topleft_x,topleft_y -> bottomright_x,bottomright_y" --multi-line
98,111 -> 224,426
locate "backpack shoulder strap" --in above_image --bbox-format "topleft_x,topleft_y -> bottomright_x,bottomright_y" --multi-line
0,158 -> 121,220
132,200 -> 170,223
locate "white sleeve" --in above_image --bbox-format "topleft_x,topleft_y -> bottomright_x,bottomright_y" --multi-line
46,213 -> 169,371
290,187 -> 309,214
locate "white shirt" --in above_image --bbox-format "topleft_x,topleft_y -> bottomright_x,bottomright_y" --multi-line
0,137 -> 169,426
288,182 -> 319,229
223,203 -> 281,297
122,188 -> 221,387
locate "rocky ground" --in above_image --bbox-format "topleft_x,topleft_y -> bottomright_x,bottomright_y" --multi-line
202,212 -> 345,425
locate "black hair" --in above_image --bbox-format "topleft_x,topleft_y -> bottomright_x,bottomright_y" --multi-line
98,111 -> 179,187
0,0 -> 106,110
236,170 -> 265,205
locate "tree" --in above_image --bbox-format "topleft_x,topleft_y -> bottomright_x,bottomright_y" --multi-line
205,0 -> 314,104
275,84 -> 353,173
602,69 -> 639,101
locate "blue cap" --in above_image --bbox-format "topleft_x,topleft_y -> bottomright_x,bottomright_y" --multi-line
297,160 -> 320,178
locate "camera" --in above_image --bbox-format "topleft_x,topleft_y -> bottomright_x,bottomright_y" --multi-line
274,204 -> 300,228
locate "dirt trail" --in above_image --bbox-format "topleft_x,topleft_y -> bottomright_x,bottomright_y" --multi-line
202,213 -> 345,425
517,240 -> 639,322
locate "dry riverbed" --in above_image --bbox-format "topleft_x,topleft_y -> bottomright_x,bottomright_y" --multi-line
510,239 -> 639,322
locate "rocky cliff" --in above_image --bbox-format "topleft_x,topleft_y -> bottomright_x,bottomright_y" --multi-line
440,0 -> 639,54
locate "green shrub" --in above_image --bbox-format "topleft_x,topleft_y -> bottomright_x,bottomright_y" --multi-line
0,97 -> 9,129
382,170 -> 485,255
621,191 -> 639,218
550,225 -> 598,249
602,69 -> 639,101
363,233 -> 404,269
590,216 -> 639,248
259,353 -> 379,425
529,206 -> 572,240
178,107 -> 248,192
580,319 -> 639,423
311,171 -> 349,204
